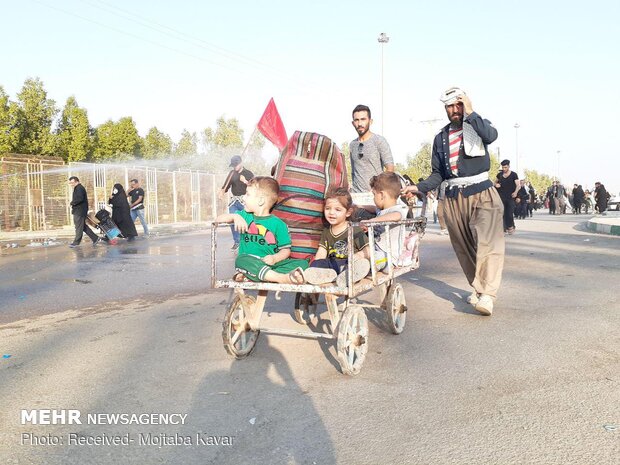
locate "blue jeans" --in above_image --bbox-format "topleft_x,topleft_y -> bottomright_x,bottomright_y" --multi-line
229,199 -> 244,244
130,208 -> 149,235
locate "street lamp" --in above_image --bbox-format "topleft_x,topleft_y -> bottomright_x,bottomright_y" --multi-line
378,32 -> 390,134
556,150 -> 561,181
514,123 -> 520,174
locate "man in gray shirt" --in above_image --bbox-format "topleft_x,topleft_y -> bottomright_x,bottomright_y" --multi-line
349,104 -> 394,194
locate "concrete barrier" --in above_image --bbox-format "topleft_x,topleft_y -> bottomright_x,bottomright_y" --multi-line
586,212 -> 620,236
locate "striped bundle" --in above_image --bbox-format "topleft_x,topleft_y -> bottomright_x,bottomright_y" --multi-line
273,131 -> 348,261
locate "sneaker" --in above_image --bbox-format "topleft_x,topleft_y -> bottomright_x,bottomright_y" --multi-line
474,295 -> 494,316
466,292 -> 480,306
303,267 -> 337,285
335,259 -> 371,288
439,229 -> 449,236
68,242 -> 79,248
231,243 -> 239,250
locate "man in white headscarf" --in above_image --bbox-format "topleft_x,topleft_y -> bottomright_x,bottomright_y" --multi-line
402,87 -> 504,316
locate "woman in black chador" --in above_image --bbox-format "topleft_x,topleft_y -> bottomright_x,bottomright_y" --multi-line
109,183 -> 138,240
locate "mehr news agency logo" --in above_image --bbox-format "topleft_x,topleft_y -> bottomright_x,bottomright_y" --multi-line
20,409 -> 235,447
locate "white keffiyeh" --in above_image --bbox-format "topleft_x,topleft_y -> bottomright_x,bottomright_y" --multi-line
463,122 -> 485,157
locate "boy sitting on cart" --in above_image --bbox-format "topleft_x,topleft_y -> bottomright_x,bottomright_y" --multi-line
216,177 -> 308,284
361,172 -> 409,270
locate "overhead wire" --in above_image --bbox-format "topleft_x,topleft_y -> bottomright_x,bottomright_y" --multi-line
29,0 -> 323,96
84,0 -> 292,77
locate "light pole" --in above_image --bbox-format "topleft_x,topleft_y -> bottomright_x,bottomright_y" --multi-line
514,123 -> 520,174
378,32 -> 389,134
556,150 -> 561,181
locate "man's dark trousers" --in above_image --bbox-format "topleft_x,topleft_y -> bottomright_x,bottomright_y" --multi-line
73,214 -> 98,244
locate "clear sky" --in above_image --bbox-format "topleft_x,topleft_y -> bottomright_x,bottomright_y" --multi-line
4,0 -> 619,194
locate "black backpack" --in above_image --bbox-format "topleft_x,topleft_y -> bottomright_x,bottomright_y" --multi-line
95,209 -> 110,222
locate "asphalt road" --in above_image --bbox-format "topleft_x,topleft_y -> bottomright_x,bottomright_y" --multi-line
1,213 -> 618,464
0,230 -> 217,325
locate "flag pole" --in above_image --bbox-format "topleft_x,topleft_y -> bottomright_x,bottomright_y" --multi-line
240,126 -> 259,159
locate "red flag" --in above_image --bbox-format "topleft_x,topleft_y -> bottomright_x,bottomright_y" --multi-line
257,98 -> 288,150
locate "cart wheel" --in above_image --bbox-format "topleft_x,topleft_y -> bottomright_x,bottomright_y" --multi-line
336,305 -> 368,376
222,295 -> 260,359
293,293 -> 318,325
385,283 -> 407,334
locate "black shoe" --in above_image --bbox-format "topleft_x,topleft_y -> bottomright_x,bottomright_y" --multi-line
69,242 -> 80,248
231,243 -> 239,250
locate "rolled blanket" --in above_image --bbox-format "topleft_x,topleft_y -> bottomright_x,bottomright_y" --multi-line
272,131 -> 348,261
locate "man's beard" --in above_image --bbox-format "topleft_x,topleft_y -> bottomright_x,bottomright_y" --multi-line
356,125 -> 368,137
449,116 -> 463,129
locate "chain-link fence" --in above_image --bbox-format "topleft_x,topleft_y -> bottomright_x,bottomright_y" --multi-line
0,155 -> 229,232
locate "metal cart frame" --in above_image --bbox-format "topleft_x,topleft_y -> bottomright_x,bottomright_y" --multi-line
211,217 -> 426,375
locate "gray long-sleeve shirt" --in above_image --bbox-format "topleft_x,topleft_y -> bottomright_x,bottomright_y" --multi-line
349,133 -> 393,193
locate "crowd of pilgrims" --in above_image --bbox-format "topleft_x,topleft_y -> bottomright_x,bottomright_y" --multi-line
542,180 -> 610,216
421,168 -> 612,236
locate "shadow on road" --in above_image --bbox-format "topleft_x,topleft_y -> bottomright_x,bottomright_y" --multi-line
172,339 -> 336,465
402,274 -> 480,316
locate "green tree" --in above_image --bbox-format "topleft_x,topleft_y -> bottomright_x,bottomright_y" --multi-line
202,116 -> 246,173
0,86 -> 19,154
202,116 -> 244,150
399,143 -> 432,183
143,126 -> 173,159
56,96 -> 92,162
93,117 -> 141,161
13,77 -> 58,155
175,129 -> 198,157
524,168 -> 554,197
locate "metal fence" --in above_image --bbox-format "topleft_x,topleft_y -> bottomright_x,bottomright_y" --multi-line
0,155 -> 229,233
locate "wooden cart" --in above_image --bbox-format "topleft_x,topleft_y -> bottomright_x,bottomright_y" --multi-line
211,217 -> 426,375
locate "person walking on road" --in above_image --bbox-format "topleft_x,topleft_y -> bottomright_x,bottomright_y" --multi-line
68,176 -> 99,247
402,87 -> 504,316
584,189 -> 593,214
594,181 -> 609,214
109,183 -> 137,241
572,184 -> 584,214
526,181 -> 536,217
219,155 -> 254,250
515,179 -> 529,220
495,159 -> 519,233
546,183 -> 556,215
127,179 -> 149,236
555,181 -> 567,214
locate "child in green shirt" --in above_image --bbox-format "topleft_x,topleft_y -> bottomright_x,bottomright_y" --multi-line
216,177 -> 307,284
